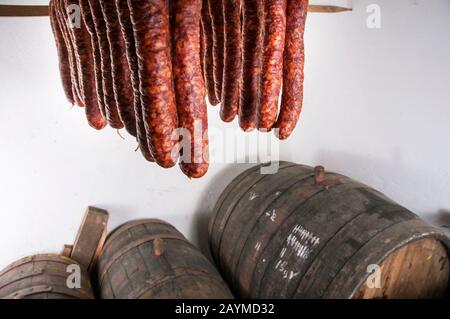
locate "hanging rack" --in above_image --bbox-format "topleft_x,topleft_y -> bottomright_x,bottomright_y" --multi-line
0,4 -> 352,17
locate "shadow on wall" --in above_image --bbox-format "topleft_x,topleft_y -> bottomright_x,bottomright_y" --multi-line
313,149 -> 450,236
311,148 -> 446,214
189,163 -> 254,260
427,210 -> 450,236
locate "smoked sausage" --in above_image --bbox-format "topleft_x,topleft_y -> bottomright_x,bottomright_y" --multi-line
201,0 -> 219,106
220,0 -> 242,123
65,0 -> 106,130
116,0 -> 154,162
207,0 -> 225,103
128,0 -> 179,168
239,0 -> 264,132
258,0 -> 286,130
172,0 -> 209,178
79,0 -> 107,120
88,0 -> 124,129
49,0 -> 74,105
274,0 -> 308,140
54,0 -> 84,107
100,0 -> 137,136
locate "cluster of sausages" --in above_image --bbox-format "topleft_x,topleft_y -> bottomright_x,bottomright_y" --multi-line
203,0 -> 308,139
49,0 -> 308,178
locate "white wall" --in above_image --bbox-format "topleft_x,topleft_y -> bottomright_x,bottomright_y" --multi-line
0,0 -> 449,269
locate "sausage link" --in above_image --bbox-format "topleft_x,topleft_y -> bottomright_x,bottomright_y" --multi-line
274,0 -> 308,140
129,0 -> 179,168
220,0 -> 242,122
172,0 -> 209,178
54,0 -> 84,107
116,0 -> 154,162
62,0 -> 85,107
99,0 -> 137,137
239,0 -> 264,132
208,0 -> 224,102
49,0 -> 74,105
88,0 -> 124,129
258,0 -> 286,130
200,0 -> 220,106
65,0 -> 106,130
79,0 -> 107,120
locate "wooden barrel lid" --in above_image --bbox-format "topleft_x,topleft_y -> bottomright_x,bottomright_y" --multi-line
356,238 -> 449,299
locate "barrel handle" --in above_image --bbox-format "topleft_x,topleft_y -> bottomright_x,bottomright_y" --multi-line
153,238 -> 164,257
61,245 -> 73,258
314,166 -> 326,184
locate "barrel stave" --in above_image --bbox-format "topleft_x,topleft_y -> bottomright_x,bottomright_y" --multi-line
210,162 -> 297,264
235,174 -> 352,298
219,165 -> 315,284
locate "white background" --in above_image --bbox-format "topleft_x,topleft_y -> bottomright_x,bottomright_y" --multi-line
0,0 -> 449,269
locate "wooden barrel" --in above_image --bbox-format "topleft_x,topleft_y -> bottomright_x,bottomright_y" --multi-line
209,162 -> 450,299
0,254 -> 94,299
97,219 -> 233,299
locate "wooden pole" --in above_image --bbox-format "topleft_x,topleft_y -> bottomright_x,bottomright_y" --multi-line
308,5 -> 353,13
0,4 -> 352,17
0,5 -> 49,17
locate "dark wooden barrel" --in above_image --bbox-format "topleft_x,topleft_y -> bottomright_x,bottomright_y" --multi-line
0,254 -> 94,299
209,162 -> 450,299
97,219 -> 233,299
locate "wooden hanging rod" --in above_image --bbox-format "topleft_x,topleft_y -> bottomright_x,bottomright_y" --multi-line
309,4 -> 352,13
0,5 -> 49,17
0,4 -> 352,17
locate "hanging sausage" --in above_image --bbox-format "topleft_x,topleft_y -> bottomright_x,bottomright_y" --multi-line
49,0 -> 310,177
